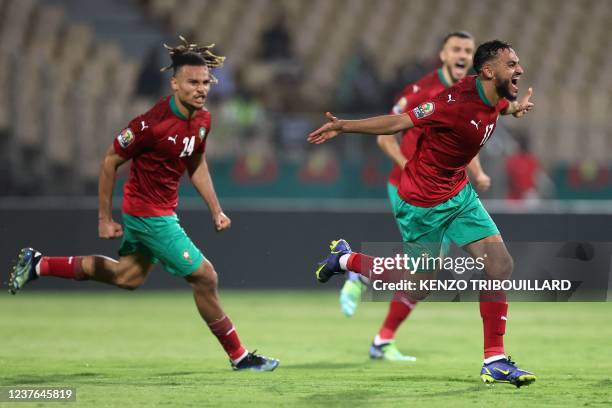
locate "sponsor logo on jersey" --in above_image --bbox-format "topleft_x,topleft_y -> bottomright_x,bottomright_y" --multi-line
117,128 -> 135,148
412,102 -> 435,119
198,127 -> 206,141
392,97 -> 407,114
183,250 -> 192,263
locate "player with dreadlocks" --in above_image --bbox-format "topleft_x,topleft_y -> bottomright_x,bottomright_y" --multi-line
8,36 -> 279,372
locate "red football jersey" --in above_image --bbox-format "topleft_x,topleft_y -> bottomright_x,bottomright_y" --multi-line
401,76 -> 510,207
113,96 -> 212,216
388,69 -> 451,186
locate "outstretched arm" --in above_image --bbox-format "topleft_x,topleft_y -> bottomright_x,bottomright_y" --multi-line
503,87 -> 534,117
187,152 -> 231,232
98,144 -> 128,239
308,112 -> 414,145
466,154 -> 491,192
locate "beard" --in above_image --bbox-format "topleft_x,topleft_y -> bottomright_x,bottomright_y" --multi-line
495,77 -> 517,101
179,97 -> 201,112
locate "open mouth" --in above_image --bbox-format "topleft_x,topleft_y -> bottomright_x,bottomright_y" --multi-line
455,62 -> 466,70
510,76 -> 519,92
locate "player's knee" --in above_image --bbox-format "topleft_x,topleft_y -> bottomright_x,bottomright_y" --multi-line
407,289 -> 430,301
486,253 -> 514,280
191,259 -> 218,292
115,272 -> 145,291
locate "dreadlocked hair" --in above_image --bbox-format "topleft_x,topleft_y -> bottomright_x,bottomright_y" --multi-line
160,35 -> 225,84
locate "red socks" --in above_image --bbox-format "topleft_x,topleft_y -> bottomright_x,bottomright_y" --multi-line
39,256 -> 87,280
480,290 -> 508,359
347,252 -> 407,283
208,316 -> 247,361
378,292 -> 417,341
346,253 -> 374,276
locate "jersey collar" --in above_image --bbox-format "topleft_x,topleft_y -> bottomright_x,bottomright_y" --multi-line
169,95 -> 188,120
437,68 -> 451,88
475,77 -> 494,107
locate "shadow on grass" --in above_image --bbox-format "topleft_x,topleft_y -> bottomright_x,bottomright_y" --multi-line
302,383 -> 504,406
2,370 -> 223,388
281,361 -> 367,370
302,388 -> 381,406
1,372 -> 102,386
368,374 -> 477,385
154,371 -> 199,377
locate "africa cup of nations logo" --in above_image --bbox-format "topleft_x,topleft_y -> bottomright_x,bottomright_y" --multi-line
413,102 -> 435,119
117,128 -> 135,148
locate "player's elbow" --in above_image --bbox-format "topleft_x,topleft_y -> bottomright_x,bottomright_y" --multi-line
100,155 -> 114,172
188,167 -> 204,184
100,145 -> 126,172
377,134 -> 393,149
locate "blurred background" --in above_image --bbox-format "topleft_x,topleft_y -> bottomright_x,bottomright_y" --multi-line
0,0 -> 611,289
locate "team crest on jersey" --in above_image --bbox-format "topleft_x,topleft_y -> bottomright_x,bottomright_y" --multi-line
117,128 -> 135,148
198,127 -> 206,141
392,97 -> 407,114
412,102 -> 435,119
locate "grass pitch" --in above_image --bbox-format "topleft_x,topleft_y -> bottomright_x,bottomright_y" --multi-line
1,291 -> 611,407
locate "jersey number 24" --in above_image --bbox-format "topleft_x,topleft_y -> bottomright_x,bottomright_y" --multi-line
180,136 -> 195,157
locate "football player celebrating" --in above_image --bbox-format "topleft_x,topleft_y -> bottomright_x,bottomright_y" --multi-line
310,40 -> 535,387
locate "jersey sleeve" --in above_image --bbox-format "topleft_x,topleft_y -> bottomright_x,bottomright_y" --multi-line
113,116 -> 154,159
406,94 -> 456,129
194,114 -> 212,154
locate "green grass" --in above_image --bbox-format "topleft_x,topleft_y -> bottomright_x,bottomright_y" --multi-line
1,291 -> 611,407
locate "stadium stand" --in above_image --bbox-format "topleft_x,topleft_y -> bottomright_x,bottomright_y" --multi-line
0,0 -> 610,197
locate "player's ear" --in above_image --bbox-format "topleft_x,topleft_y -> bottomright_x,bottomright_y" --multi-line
439,49 -> 445,63
482,64 -> 494,80
170,75 -> 179,92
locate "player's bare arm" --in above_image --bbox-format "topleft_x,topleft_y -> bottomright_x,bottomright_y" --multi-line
502,87 -> 534,117
98,144 -> 128,239
187,152 -> 231,232
377,134 -> 408,168
467,154 -> 491,192
308,112 -> 414,145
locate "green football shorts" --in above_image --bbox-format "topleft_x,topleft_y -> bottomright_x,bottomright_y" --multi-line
118,213 -> 205,277
389,183 -> 499,270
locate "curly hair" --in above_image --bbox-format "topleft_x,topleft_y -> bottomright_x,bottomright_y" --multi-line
160,35 -> 225,83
